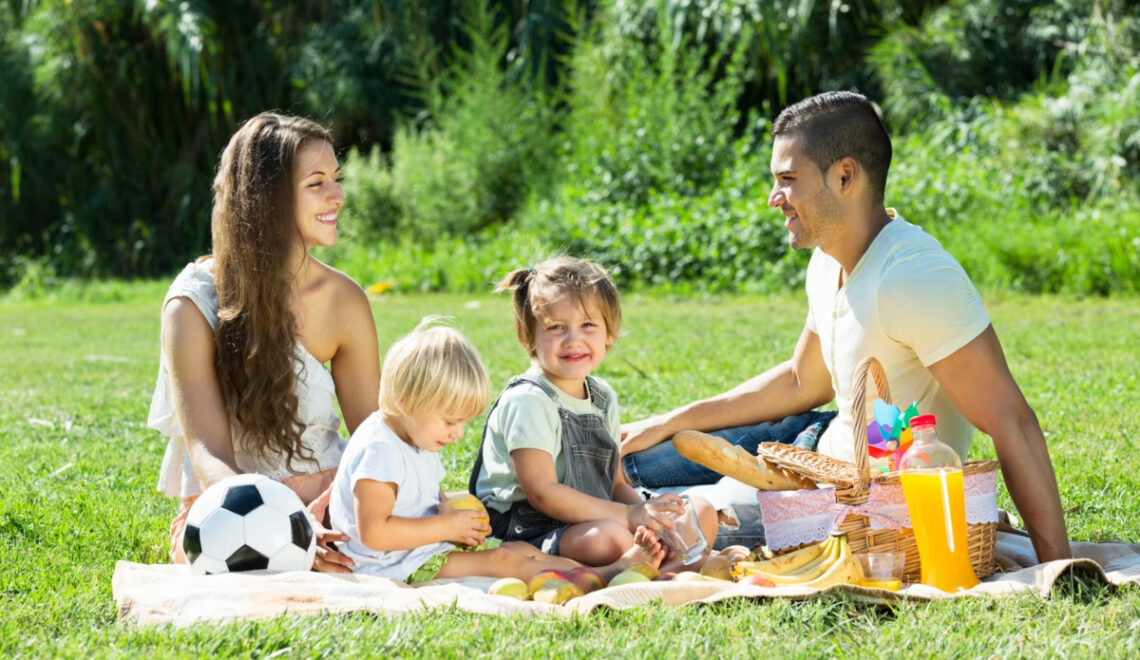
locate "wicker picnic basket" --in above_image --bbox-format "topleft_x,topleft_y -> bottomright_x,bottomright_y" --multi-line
755,357 -> 999,582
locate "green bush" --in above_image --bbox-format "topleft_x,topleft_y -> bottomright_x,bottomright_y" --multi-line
0,0 -> 578,285
538,141 -> 808,293
344,3 -> 561,242
560,2 -> 752,207
318,226 -> 551,295
888,7 -> 1140,294
870,0 -> 1106,130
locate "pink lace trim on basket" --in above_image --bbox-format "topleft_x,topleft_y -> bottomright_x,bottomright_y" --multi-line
756,471 -> 999,552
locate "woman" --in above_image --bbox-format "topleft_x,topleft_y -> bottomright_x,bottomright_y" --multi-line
148,112 -> 380,572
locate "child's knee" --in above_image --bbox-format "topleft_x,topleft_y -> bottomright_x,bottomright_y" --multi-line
481,546 -> 530,572
565,520 -> 630,563
501,541 -> 540,558
691,495 -> 720,544
590,521 -> 633,558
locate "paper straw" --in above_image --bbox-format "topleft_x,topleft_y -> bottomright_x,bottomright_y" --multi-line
940,469 -> 955,553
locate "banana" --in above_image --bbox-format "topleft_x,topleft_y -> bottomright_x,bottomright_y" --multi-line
773,535 -> 844,583
798,534 -> 862,590
780,535 -> 841,579
740,540 -> 837,585
735,533 -> 864,589
733,535 -> 831,576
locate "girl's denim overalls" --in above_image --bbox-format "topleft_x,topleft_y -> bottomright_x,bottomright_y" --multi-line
468,374 -> 618,554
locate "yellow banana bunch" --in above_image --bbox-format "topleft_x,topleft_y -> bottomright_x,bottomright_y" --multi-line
735,533 -> 863,589
733,536 -> 832,578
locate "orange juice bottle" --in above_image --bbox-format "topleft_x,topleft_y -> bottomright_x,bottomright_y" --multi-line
898,414 -> 979,591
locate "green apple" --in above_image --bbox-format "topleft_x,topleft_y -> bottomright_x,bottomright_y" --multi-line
607,569 -> 651,587
626,562 -> 660,580
488,577 -> 529,599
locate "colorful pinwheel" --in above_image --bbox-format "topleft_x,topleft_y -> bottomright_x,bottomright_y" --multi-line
866,400 -> 920,471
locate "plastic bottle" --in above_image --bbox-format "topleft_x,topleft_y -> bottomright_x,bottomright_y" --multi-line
897,414 -> 979,591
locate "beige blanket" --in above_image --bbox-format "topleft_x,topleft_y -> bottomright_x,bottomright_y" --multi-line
112,532 -> 1140,626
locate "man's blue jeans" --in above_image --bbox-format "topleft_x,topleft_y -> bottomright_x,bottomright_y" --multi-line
622,410 -> 836,550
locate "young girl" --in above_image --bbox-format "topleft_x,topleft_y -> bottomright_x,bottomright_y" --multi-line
329,321 -> 664,584
469,256 -> 718,568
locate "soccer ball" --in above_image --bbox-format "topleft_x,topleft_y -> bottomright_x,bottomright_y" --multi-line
183,473 -> 316,575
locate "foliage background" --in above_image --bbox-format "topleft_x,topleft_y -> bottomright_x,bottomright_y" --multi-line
2,0 -> 1139,296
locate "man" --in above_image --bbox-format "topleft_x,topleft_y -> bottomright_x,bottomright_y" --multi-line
621,91 -> 1070,562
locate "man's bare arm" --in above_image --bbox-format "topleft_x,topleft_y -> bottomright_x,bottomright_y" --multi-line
620,324 -> 835,456
927,325 -> 1071,562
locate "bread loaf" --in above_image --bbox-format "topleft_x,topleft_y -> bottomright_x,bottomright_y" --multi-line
673,430 -> 816,491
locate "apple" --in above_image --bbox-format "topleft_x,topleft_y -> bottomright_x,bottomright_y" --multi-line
532,578 -> 584,605
565,566 -> 607,594
699,555 -> 734,581
527,569 -> 570,596
607,569 -> 651,587
626,562 -> 660,580
739,574 -> 776,588
488,577 -> 529,599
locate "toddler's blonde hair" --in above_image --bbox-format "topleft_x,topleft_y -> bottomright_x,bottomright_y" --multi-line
496,256 -> 622,358
378,318 -> 491,420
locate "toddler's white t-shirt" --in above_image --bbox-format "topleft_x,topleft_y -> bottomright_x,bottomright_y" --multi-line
329,412 -> 455,580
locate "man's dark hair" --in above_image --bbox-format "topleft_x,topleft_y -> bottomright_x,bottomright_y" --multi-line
772,91 -> 892,203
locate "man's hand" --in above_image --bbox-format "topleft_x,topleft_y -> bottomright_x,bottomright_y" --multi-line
620,414 -> 673,457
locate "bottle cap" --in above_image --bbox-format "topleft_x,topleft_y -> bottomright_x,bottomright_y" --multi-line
910,414 -> 937,428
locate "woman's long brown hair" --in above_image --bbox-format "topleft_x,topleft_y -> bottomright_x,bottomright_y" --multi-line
210,112 -> 331,472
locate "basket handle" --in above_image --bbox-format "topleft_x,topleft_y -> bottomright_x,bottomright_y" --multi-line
850,356 -> 891,495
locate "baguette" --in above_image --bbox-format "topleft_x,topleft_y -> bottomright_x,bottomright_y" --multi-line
673,430 -> 817,491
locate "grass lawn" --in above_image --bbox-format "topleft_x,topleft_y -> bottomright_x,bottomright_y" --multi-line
1,285 -> 1138,658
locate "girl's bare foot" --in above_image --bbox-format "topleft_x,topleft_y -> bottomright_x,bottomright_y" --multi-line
613,525 -> 666,572
591,527 -> 668,582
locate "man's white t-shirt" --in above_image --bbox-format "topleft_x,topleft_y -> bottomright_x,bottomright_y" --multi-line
806,211 -> 991,463
473,367 -> 621,514
329,411 -> 455,580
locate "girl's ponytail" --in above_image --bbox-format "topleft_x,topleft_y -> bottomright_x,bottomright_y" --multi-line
495,268 -> 533,295
496,267 -> 539,356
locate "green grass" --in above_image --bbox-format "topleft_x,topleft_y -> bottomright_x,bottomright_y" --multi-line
2,287 -> 1139,658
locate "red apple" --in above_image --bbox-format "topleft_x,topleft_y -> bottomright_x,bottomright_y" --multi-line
739,574 -> 776,588
527,569 -> 570,596
532,578 -> 584,605
565,566 -> 607,593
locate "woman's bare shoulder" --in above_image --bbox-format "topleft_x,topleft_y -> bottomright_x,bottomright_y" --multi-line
299,258 -> 374,348
307,258 -> 368,310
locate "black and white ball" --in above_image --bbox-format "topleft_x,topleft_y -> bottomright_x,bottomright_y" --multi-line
182,473 -> 316,575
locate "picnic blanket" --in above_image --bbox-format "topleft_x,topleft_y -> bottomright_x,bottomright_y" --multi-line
113,531 -> 1140,626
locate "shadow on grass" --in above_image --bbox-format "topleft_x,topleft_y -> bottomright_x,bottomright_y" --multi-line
1051,563 -> 1115,605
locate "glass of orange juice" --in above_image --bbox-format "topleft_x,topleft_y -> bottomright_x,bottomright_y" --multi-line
855,552 -> 905,590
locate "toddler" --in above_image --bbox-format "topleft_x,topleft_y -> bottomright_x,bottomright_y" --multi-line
329,320 -> 663,584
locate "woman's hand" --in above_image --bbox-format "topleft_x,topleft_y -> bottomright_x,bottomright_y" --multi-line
440,509 -> 491,548
306,485 -> 354,573
311,519 -> 354,573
